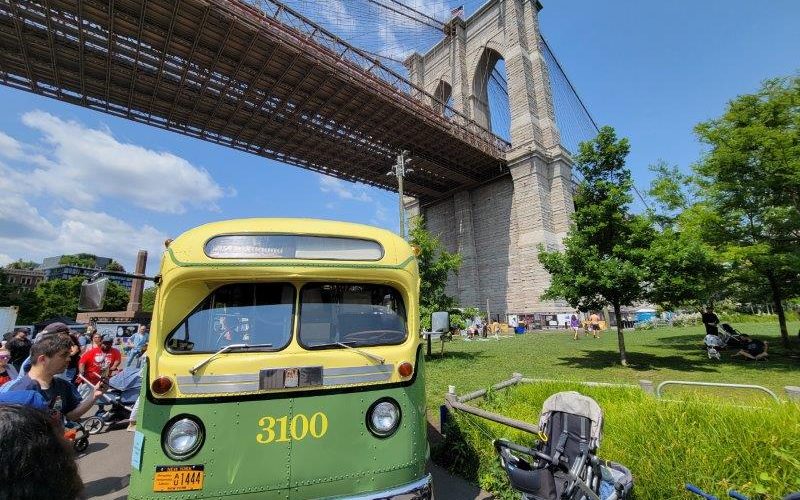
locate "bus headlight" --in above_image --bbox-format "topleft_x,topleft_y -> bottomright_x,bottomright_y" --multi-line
162,416 -> 204,460
367,399 -> 401,438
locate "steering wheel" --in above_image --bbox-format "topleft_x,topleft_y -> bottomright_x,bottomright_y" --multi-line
341,330 -> 402,344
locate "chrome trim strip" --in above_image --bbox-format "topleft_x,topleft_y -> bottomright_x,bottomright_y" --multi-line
322,373 -> 392,386
177,364 -> 396,393
180,382 -> 260,394
330,474 -> 432,500
177,374 -> 258,385
324,365 -> 394,376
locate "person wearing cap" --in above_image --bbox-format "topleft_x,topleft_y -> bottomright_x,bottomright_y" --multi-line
78,333 -> 121,390
0,333 -> 102,421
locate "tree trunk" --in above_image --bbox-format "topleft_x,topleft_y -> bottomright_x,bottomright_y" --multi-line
766,273 -> 789,347
613,302 -> 628,366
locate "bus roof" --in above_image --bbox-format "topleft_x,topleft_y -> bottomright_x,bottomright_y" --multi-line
162,218 -> 416,270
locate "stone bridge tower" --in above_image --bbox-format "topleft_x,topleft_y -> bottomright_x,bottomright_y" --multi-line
404,0 -> 572,318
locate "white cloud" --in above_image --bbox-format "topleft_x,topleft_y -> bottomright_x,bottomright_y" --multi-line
318,175 -> 373,202
17,110 -> 232,214
54,209 -> 168,273
0,207 -> 168,274
370,201 -> 390,226
0,254 -> 12,267
0,131 -> 24,159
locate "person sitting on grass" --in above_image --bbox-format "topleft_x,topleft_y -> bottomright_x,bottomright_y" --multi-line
731,334 -> 768,360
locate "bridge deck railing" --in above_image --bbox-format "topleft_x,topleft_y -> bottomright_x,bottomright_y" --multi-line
237,0 -> 511,156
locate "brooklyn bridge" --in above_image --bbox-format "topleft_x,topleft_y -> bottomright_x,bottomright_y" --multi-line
0,0 -> 598,313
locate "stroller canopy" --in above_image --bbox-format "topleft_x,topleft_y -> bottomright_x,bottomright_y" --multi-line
539,391 -> 603,447
107,366 -> 142,405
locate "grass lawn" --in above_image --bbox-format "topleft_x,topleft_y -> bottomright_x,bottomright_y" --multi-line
425,321 -> 800,498
424,321 -> 800,415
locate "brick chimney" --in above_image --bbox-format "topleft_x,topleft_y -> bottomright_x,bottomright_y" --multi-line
126,250 -> 147,312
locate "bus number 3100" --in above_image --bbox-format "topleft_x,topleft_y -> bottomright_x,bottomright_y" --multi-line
256,412 -> 328,444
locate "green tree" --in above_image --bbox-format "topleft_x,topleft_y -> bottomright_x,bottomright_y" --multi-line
5,259 -> 39,270
59,253 -> 98,268
141,286 -> 157,313
692,75 -> 800,346
104,281 -> 130,312
408,216 -> 462,331
0,269 -> 42,323
539,126 -> 654,366
34,276 -> 129,320
35,277 -> 85,320
106,260 -> 126,272
645,162 -> 723,310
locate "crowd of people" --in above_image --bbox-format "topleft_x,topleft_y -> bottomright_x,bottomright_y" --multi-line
0,322 -> 149,499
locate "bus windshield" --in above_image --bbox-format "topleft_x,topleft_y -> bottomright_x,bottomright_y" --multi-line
299,283 -> 407,348
166,283 -> 295,353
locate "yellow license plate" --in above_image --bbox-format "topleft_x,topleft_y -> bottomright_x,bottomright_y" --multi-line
153,465 -> 205,492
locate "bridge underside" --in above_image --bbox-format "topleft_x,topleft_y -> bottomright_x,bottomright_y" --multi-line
0,0 -> 509,203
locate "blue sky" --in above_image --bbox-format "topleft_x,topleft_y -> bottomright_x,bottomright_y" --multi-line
0,0 -> 798,273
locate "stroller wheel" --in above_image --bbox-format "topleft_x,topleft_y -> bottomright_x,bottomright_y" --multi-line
74,437 -> 89,452
84,416 -> 105,435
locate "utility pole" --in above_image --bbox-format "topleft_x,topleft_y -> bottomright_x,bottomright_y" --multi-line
388,150 -> 411,238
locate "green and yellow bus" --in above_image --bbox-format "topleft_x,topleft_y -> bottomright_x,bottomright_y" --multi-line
111,219 -> 430,499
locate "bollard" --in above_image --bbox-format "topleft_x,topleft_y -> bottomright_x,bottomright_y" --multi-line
439,404 -> 449,434
785,386 -> 800,402
639,380 -> 655,396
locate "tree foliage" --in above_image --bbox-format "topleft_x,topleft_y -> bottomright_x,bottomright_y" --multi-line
645,162 -> 722,310
34,276 -> 129,320
691,75 -> 800,346
106,260 -> 126,272
5,259 -> 39,270
408,216 -> 462,331
141,286 -> 157,313
539,126 -> 654,365
59,253 -> 98,268
0,270 -> 40,323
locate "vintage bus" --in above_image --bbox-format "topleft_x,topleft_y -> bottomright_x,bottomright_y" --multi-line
88,219 -> 431,499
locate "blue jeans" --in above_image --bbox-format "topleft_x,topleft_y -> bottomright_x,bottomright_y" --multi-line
126,350 -> 143,368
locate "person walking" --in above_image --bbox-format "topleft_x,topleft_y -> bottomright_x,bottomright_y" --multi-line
570,314 -> 582,340
588,312 -> 601,339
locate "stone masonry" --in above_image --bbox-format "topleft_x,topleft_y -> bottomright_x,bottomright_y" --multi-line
404,0 -> 573,317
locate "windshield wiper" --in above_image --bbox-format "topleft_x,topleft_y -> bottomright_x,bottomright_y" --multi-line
309,341 -> 385,365
189,343 -> 273,375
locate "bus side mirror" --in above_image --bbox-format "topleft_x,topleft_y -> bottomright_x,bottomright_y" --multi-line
431,311 -> 450,333
79,278 -> 109,311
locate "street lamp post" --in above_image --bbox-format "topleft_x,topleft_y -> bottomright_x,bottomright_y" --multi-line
389,150 -> 411,239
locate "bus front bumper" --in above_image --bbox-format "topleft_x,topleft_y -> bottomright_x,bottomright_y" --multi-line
336,474 -> 432,500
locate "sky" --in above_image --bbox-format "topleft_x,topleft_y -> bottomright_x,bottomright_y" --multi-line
0,0 -> 798,274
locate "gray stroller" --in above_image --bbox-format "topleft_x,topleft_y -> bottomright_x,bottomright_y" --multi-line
494,392 -> 633,500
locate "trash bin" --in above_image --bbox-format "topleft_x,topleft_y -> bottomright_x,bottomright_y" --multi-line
514,325 -> 525,334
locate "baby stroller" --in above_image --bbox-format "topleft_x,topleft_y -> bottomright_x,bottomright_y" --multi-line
64,419 -> 90,452
719,324 -> 748,348
0,390 -> 90,452
494,391 -> 633,500
83,366 -> 141,434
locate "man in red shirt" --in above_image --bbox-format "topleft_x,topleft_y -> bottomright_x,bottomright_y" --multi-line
78,334 -> 121,388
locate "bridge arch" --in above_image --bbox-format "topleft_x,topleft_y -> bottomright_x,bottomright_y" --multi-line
432,79 -> 453,117
470,45 -> 508,137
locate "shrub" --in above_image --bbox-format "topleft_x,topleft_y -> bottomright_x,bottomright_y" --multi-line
434,382 -> 800,499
